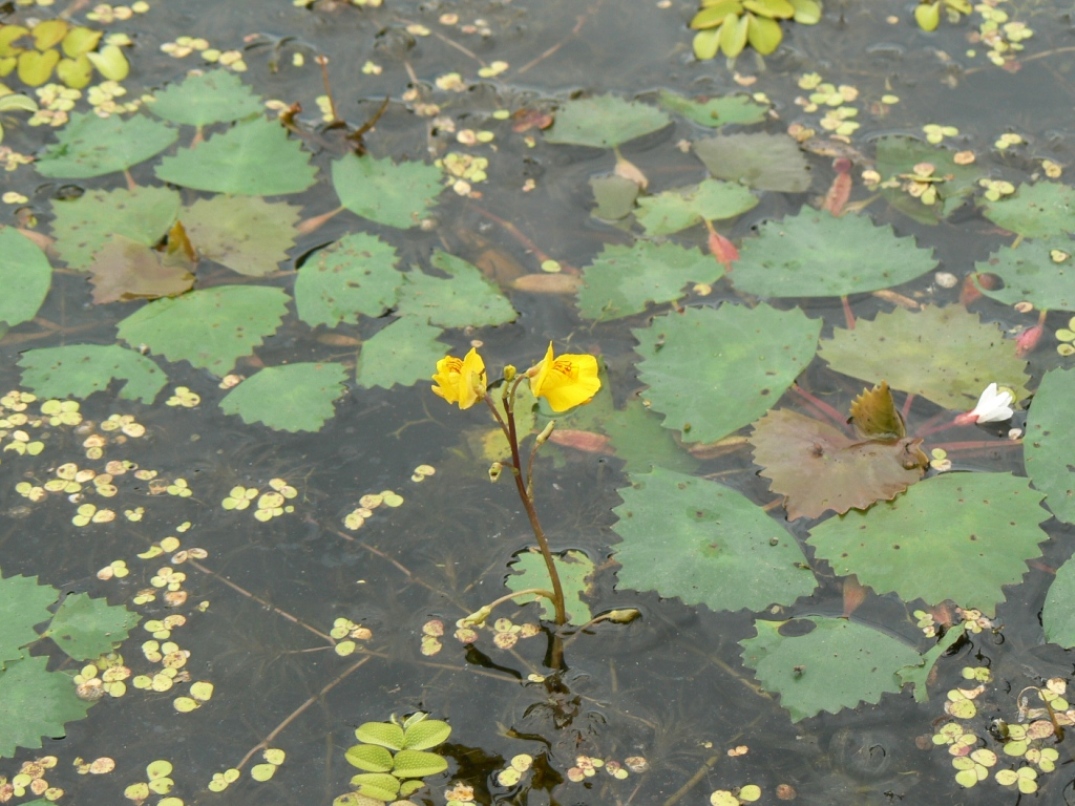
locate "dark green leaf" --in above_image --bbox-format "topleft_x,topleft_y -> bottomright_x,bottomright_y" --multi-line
1024,367 -> 1075,525
545,95 -> 670,149
694,133 -> 812,193
295,233 -> 401,328
0,656 -> 92,758
355,318 -> 446,390
0,574 -> 57,668
973,237 -> 1075,311
332,154 -> 444,229
396,252 -> 516,328
43,592 -> 139,661
19,344 -> 167,404
982,182 -> 1075,239
147,69 -> 263,126
219,363 -> 348,432
0,228 -> 51,327
36,112 -> 177,179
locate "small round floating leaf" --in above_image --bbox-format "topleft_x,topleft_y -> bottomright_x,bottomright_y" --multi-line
263,748 -> 285,765
350,773 -> 401,801
346,744 -> 394,773
33,19 -> 69,50
1025,367 -> 1075,525
147,69 -> 263,126
973,237 -> 1075,311
85,44 -> 128,81
915,2 -> 941,31
401,719 -> 451,750
0,228 -> 51,327
332,153 -> 444,229
391,750 -> 448,778
147,760 -> 173,780
695,133 -> 811,193
545,95 -> 671,149
656,89 -> 769,128
250,763 -> 276,782
982,182 -> 1075,239
190,681 -> 214,701
355,722 -> 405,751
62,26 -> 102,58
36,111 -> 178,179
56,55 -> 92,89
18,344 -> 166,404
18,49 -> 60,86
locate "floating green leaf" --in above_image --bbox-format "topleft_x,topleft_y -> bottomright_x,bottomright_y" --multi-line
874,136 -> 983,225
42,592 -> 139,661
897,623 -> 967,702
613,468 -> 815,611
355,722 -> 405,751
982,182 -> 1075,239
634,304 -> 820,443
577,241 -> 718,321
346,745 -> 394,773
590,174 -> 641,221
730,211 -> 937,297
147,69 -> 263,126
694,133 -> 812,193
396,251 -> 516,328
0,656 -> 92,758
819,305 -> 1030,410
332,154 -> 444,229
1043,554 -> 1075,648
973,237 -> 1075,311
401,719 -> 451,750
635,179 -> 758,235
0,228 -> 51,327
1024,367 -> 1075,525
180,196 -> 300,277
0,574 -> 57,668
155,117 -> 316,196
19,344 -> 167,404
740,617 -> 920,721
657,89 -> 768,128
295,233 -> 401,328
35,111 -> 177,179
391,750 -> 447,778
219,362 -> 348,432
545,95 -> 670,149
809,473 -> 1047,615
117,285 -> 289,375
349,773 -> 400,801
354,318 -> 446,390
507,549 -> 594,625
49,185 -> 180,270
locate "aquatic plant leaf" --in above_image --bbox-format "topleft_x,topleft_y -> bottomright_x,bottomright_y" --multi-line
634,304 -> 821,443
818,305 -> 1030,410
354,318 -> 446,390
897,623 -> 967,702
635,179 -> 758,235
396,251 -> 516,328
874,136 -> 982,225
87,235 -> 194,303
49,185 -> 180,270
1043,554 -> 1075,648
345,744 -> 394,773
590,174 -> 641,221
506,549 -> 594,625
19,343 -> 167,403
355,722 -> 404,751
849,381 -> 905,439
545,95 -> 670,149
808,473 -> 1048,615
117,285 -> 289,376
391,750 -> 447,778
0,228 -> 51,327
730,211 -> 937,297
155,117 -> 316,196
1024,367 -> 1075,525
42,592 -> 139,661
982,182 -> 1075,239
295,233 -> 401,328
0,655 -> 92,757
0,574 -> 57,668
612,468 -> 815,611
147,69 -> 263,126
657,89 -> 768,127
332,153 -> 444,228
973,237 -> 1075,311
180,196 -> 300,277
401,719 -> 451,750
750,409 -> 927,521
219,362 -> 347,432
349,773 -> 400,801
740,617 -> 920,721
694,133 -> 812,193
577,241 -> 717,321
35,111 -> 177,179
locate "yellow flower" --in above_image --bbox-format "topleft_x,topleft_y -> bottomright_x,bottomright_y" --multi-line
527,342 -> 601,412
432,348 -> 487,409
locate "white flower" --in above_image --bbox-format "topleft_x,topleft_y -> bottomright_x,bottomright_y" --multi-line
959,383 -> 1015,424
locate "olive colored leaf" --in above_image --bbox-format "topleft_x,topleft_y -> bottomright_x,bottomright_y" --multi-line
730,211 -> 937,297
634,304 -> 821,443
545,95 -> 671,149
349,773 -> 400,802
295,233 -> 401,328
0,228 -> 51,327
18,49 -> 60,87
62,26 -> 102,58
49,185 -> 181,270
849,381 -> 905,439
635,179 -> 758,235
1043,554 -> 1075,648
85,44 -> 128,82
749,408 -> 927,521
747,13 -> 783,54
657,89 -> 769,128
896,623 -> 966,702
332,153 -> 444,229
740,617 -> 920,721
401,719 -> 451,750
719,12 -> 749,57
396,251 -> 517,328
808,473 -> 1048,616
612,468 -> 816,611
874,136 -> 982,225
391,750 -> 448,778
0,656 -> 93,757
42,592 -> 139,661
36,111 -> 177,179
355,722 -> 405,751
693,27 -> 721,60
1024,367 -> 1075,525
355,318 -> 447,390
506,549 -> 594,625
345,744 -> 394,773
915,1 -> 941,30
56,55 -> 92,90
87,235 -> 194,304
577,241 -> 718,321
819,305 -> 1030,410
155,117 -> 316,196
973,237 -> 1075,311
19,343 -> 167,404
147,69 -> 263,126
590,174 -> 641,221
982,181 -> 1075,239
690,0 -> 739,29
117,285 -> 289,376
0,574 -> 57,668
219,362 -> 347,433
791,0 -> 822,24
180,196 -> 300,277
695,132 -> 811,193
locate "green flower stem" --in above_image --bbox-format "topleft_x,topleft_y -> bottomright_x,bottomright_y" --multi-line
460,588 -> 557,627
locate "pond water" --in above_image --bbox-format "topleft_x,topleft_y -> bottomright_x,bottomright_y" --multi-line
2,1 -> 1075,804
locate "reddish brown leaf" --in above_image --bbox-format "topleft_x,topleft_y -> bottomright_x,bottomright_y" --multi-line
511,108 -> 554,133
822,158 -> 852,217
749,408 -> 928,521
87,234 -> 194,304
548,428 -> 613,454
707,227 -> 739,271
1015,323 -> 1044,358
